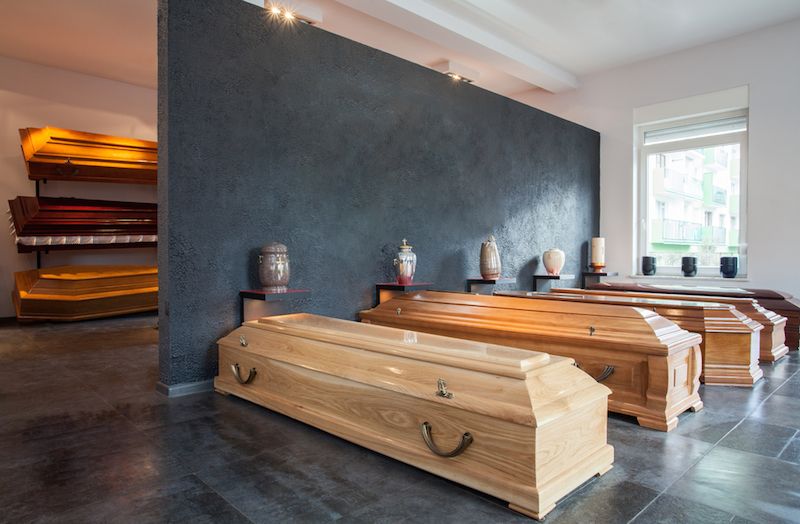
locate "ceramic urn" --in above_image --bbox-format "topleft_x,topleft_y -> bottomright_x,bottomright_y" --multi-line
259,242 -> 290,292
394,239 -> 417,285
479,235 -> 502,280
543,248 -> 566,276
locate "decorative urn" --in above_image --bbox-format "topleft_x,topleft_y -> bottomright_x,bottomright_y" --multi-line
393,239 -> 417,285
479,235 -> 502,280
543,248 -> 566,276
258,242 -> 290,292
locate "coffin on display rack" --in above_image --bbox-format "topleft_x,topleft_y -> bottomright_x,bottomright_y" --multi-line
360,291 -> 703,432
580,285 -> 789,362
498,291 -> 762,387
19,126 -> 157,185
8,196 -> 157,252
215,313 -> 614,520
12,265 -> 158,321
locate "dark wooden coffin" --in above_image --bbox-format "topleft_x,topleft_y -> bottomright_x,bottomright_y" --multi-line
589,282 -> 799,351
361,291 -> 703,432
19,126 -> 157,184
8,196 -> 157,252
498,290 -> 762,386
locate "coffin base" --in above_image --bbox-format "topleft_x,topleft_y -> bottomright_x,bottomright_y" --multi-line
761,343 -> 789,363
701,365 -> 764,387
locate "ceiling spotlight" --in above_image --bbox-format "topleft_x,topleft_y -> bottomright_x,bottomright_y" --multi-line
283,10 -> 295,20
431,60 -> 479,84
269,5 -> 281,14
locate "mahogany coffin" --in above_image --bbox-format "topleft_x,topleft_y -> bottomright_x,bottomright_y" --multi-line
580,285 -> 788,362
13,265 -> 158,321
19,126 -> 157,184
499,290 -> 762,387
8,196 -> 157,252
360,291 -> 703,432
589,282 -> 799,351
215,314 -> 614,520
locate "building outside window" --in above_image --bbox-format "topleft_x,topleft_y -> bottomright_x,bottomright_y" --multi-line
637,111 -> 748,276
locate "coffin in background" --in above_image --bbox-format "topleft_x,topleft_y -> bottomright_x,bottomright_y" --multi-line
360,291 -> 703,431
589,282 -> 799,351
215,313 -> 614,520
498,290 -> 762,387
576,285 -> 788,362
12,265 -> 158,322
19,126 -> 157,185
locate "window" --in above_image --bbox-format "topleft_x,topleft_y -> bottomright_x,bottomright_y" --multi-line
637,110 -> 747,276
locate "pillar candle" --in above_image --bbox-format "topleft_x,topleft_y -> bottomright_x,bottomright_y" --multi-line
591,237 -> 605,266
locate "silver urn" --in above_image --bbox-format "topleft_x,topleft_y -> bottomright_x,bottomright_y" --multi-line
393,238 -> 417,285
258,242 -> 290,292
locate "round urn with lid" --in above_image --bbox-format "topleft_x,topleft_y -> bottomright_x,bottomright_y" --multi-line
259,242 -> 290,292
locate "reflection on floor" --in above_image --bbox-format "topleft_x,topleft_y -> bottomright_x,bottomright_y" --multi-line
1,314 -> 799,523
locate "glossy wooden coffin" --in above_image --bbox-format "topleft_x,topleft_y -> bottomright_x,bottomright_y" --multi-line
589,282 -> 799,351
13,265 -> 158,321
8,196 -> 157,252
215,314 -> 614,520
499,290 -> 762,387
360,291 -> 703,432
579,286 -> 788,362
19,126 -> 157,184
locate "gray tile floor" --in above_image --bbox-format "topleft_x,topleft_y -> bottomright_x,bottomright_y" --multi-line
1,314 -> 799,523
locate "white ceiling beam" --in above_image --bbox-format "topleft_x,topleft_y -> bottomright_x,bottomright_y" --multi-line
333,0 -> 578,92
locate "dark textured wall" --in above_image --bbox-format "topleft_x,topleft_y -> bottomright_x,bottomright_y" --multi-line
158,0 -> 600,386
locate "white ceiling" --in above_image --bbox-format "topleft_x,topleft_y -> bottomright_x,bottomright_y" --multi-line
1,0 -> 799,94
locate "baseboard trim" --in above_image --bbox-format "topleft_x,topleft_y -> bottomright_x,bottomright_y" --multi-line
156,379 -> 214,397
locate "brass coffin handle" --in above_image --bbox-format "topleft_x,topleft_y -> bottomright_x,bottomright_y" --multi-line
575,362 -> 615,383
420,421 -> 473,458
231,363 -> 257,385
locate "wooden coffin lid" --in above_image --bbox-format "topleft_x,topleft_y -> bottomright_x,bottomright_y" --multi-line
509,290 -> 762,334
15,265 -> 158,298
8,196 -> 157,237
247,313 -> 551,379
590,282 -> 793,301
19,126 -> 157,184
360,291 -> 700,355
570,287 -> 785,326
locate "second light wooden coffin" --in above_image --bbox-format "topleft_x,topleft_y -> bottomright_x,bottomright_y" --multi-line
19,126 -> 157,184
215,314 -> 614,520
589,282 -> 800,351
575,286 -> 788,362
13,265 -> 158,321
498,290 -> 762,387
360,291 -> 703,432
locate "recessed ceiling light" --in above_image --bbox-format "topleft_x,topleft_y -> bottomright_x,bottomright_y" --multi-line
431,60 -> 479,84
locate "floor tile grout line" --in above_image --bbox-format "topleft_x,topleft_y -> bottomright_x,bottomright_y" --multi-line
775,429 -> 799,459
627,363 -> 800,523
191,474 -> 257,524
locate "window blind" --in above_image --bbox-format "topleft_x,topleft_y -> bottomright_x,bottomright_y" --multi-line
644,116 -> 747,145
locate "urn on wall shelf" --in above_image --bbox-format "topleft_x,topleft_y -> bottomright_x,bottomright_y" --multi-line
542,248 -> 566,276
393,239 -> 417,285
479,235 -> 502,280
259,242 -> 290,292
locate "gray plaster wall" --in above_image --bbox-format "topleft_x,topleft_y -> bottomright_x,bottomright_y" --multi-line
158,0 -> 600,386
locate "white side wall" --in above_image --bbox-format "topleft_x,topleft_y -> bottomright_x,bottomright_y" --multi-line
519,18 -> 800,298
0,55 -> 157,317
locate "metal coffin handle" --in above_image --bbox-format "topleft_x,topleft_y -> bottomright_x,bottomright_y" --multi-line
575,362 -> 615,383
420,421 -> 473,458
231,363 -> 257,385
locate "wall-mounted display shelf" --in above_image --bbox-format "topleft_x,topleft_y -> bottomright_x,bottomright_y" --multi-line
581,270 -> 619,289
532,273 -> 577,292
239,289 -> 311,323
375,282 -> 433,306
465,277 -> 516,294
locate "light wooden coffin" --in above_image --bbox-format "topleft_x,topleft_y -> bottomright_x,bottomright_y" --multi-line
360,291 -> 703,432
499,290 -> 762,387
589,282 -> 799,351
578,286 -> 788,362
19,126 -> 157,184
215,314 -> 614,520
12,265 -> 158,321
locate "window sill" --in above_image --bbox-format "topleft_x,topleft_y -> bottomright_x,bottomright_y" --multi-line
628,274 -> 749,282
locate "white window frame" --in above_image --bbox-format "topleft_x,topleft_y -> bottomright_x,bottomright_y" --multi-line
636,109 -> 749,278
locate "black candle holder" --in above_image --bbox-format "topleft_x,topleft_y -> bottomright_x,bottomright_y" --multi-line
681,256 -> 697,277
720,257 -> 738,278
641,256 -> 656,276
